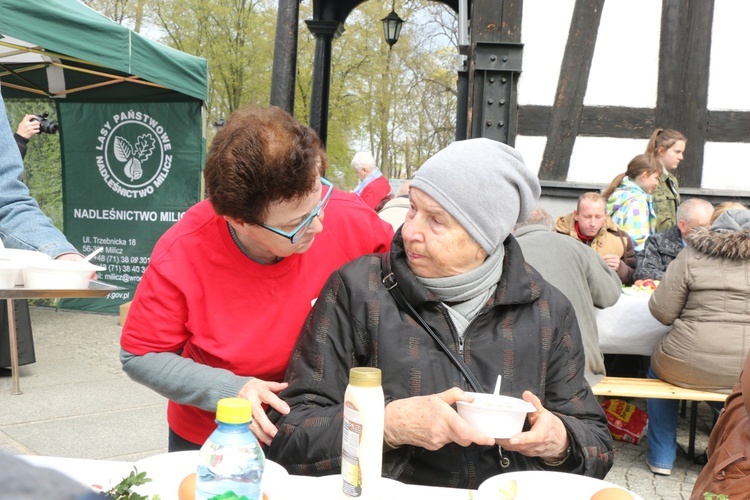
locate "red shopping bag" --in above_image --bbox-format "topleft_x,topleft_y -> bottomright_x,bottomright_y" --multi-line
601,399 -> 649,444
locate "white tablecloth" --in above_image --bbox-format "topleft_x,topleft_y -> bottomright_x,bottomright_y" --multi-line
595,292 -> 672,356
20,454 -> 473,500
20,454 -> 644,500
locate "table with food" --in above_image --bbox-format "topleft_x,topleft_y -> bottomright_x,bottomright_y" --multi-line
19,451 -> 643,500
16,388 -> 642,500
595,280 -> 671,356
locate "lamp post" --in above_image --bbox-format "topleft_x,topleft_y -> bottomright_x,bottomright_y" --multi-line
379,6 -> 403,180
381,9 -> 404,47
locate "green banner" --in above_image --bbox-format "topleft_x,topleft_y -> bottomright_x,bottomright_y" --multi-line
58,101 -> 204,313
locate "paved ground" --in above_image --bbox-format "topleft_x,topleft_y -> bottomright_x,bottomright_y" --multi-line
0,306 -> 714,498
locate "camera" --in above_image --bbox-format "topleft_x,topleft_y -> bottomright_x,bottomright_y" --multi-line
32,111 -> 58,134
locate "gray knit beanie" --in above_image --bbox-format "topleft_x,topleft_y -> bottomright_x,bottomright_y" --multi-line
411,138 -> 540,254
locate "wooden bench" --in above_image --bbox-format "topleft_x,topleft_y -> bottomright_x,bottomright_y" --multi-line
592,377 -> 728,458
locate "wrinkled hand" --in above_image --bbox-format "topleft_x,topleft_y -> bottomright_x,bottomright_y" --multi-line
602,254 -> 621,272
384,387 -> 495,451
16,114 -> 40,140
496,391 -> 569,461
55,253 -> 83,262
237,378 -> 290,445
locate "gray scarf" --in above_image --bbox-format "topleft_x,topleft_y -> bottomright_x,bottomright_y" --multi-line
417,247 -> 505,338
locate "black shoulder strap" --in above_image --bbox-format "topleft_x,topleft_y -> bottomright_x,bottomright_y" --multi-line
380,252 -> 484,393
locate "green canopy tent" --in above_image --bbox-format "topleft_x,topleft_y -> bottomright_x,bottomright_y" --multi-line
0,0 -> 209,313
0,0 -> 207,101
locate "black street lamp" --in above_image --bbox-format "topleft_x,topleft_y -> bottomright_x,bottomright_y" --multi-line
381,9 -> 404,47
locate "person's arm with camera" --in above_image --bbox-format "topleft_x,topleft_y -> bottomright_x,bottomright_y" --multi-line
1,93 -> 81,260
13,114 -> 40,160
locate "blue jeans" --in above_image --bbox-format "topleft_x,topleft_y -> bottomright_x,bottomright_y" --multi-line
646,366 -> 680,470
0,94 -> 77,258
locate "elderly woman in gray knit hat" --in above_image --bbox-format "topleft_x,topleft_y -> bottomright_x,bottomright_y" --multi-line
267,138 -> 614,488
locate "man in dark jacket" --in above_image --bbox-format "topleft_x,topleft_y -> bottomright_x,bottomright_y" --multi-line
268,139 -> 613,489
634,198 -> 713,281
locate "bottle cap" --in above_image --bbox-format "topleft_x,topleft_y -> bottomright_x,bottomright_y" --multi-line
216,397 -> 252,424
349,367 -> 382,388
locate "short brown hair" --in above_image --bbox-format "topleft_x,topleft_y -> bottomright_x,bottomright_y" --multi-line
204,106 -> 325,224
576,192 -> 606,212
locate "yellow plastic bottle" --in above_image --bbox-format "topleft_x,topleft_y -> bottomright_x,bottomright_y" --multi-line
341,367 -> 384,499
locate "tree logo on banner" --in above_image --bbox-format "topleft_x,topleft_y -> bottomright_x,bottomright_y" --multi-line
115,135 -> 154,181
95,109 -> 173,199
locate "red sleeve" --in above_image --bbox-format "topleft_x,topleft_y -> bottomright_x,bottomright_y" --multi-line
358,176 -> 392,209
326,190 -> 394,256
120,261 -> 191,355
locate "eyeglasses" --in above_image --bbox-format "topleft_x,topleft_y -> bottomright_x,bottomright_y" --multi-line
260,177 -> 333,244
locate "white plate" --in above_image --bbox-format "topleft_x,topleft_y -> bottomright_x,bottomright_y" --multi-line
132,450 -> 289,499
622,287 -> 653,297
477,471 -> 643,500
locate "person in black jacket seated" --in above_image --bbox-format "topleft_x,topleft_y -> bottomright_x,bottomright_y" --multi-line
267,138 -> 613,488
634,197 -> 713,281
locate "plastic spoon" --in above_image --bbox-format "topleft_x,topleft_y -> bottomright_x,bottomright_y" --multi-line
493,374 -> 510,468
82,247 -> 104,263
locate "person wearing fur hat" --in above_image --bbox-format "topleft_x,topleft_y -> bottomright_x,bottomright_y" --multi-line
267,138 -> 614,488
646,209 -> 750,476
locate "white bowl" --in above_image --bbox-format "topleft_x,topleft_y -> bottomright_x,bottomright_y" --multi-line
0,261 -> 24,288
0,249 -> 51,285
23,260 -> 105,289
456,392 -> 535,439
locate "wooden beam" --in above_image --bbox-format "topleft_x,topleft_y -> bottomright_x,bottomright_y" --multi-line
538,0 -> 605,181
521,105 -> 750,144
656,0 -> 714,187
520,105 -> 655,138
706,111 -> 750,142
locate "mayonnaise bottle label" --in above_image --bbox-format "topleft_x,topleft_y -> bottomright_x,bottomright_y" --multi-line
341,400 -> 363,497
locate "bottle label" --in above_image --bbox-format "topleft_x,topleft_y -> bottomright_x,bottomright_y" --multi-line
341,400 -> 363,497
202,441 -> 254,475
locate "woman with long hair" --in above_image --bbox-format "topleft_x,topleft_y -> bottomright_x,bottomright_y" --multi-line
646,128 -> 687,232
602,154 -> 661,252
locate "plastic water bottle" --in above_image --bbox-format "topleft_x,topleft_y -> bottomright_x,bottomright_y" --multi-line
196,398 -> 265,500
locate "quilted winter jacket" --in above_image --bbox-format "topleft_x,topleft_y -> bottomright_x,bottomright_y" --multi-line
267,233 -> 614,489
649,221 -> 750,392
555,212 -> 636,285
605,178 -> 657,253
634,225 -> 683,281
